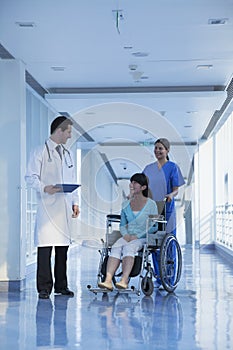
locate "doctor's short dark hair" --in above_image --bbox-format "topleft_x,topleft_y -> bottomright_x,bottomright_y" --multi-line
50,116 -> 73,134
130,173 -> 149,197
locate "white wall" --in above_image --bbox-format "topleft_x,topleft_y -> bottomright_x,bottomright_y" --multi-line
214,112 -> 233,250
193,139 -> 214,245
193,110 -> 233,250
0,60 -> 27,288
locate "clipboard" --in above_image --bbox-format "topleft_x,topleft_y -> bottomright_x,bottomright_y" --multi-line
54,184 -> 81,193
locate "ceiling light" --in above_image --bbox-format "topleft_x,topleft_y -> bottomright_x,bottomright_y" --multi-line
51,66 -> 65,71
208,18 -> 228,25
196,64 -> 213,70
132,52 -> 149,58
184,125 -> 192,128
15,21 -> 36,27
124,46 -> 133,50
129,64 -> 137,71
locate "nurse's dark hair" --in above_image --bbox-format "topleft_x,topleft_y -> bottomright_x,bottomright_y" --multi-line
50,116 -> 73,134
130,173 -> 148,197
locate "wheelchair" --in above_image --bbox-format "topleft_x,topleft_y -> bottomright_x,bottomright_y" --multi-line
87,201 -> 182,296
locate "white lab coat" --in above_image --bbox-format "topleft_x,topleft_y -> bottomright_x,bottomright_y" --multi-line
25,138 -> 79,247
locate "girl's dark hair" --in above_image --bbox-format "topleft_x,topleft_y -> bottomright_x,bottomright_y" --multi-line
50,116 -> 73,134
130,173 -> 148,197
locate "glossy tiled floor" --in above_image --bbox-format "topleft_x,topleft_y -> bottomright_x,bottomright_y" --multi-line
0,244 -> 233,349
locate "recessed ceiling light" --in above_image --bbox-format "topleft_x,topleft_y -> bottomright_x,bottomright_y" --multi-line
186,111 -> 198,114
129,64 -> 137,71
132,52 -> 149,57
51,66 -> 65,71
124,46 -> 133,49
15,21 -> 36,27
184,125 -> 192,128
196,64 -> 213,70
208,18 -> 228,25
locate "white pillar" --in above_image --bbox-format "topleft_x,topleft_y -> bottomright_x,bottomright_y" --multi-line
0,59 -> 27,291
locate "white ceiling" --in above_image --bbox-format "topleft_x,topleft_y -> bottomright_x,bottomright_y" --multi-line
1,0 -> 233,182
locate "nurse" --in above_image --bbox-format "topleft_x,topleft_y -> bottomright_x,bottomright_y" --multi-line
25,116 -> 80,299
142,138 -> 185,286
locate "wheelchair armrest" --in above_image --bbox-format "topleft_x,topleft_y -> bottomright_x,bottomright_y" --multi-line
106,214 -> 121,222
148,214 -> 164,220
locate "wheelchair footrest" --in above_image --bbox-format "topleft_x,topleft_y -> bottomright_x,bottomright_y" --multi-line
88,287 -> 113,294
87,284 -> 140,295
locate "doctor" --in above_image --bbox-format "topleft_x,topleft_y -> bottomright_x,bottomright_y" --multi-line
25,116 -> 80,299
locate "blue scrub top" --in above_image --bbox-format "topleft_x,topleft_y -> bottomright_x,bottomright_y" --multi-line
143,161 -> 185,233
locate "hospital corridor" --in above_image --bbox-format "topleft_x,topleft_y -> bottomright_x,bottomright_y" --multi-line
1,1 -> 233,349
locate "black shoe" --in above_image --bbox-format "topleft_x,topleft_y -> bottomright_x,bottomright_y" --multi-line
54,288 -> 74,297
38,290 -> 50,299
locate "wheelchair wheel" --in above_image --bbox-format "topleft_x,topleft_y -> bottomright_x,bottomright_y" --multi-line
141,276 -> 154,296
159,233 -> 182,293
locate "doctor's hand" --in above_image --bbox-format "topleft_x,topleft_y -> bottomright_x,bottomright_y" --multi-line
72,204 -> 80,218
44,185 -> 61,195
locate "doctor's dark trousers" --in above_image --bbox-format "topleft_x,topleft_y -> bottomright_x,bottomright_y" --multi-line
37,246 -> 69,294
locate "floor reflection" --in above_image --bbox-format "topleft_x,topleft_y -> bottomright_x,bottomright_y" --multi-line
36,295 -> 70,347
0,246 -> 233,349
88,290 -> 183,348
148,291 -> 183,346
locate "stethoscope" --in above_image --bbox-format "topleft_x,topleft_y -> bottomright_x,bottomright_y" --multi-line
45,141 -> 73,168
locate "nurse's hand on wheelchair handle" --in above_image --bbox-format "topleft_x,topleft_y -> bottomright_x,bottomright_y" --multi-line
165,188 -> 178,202
165,194 -> 172,202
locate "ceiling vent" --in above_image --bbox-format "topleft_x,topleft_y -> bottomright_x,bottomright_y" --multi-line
15,21 -> 36,28
208,18 -> 228,25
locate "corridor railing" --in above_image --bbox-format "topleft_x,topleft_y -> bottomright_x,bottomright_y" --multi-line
216,204 -> 233,251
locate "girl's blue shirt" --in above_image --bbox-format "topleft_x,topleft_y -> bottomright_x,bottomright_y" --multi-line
120,198 -> 158,238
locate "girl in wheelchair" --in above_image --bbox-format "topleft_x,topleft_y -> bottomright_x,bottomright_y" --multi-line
98,173 -> 158,291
